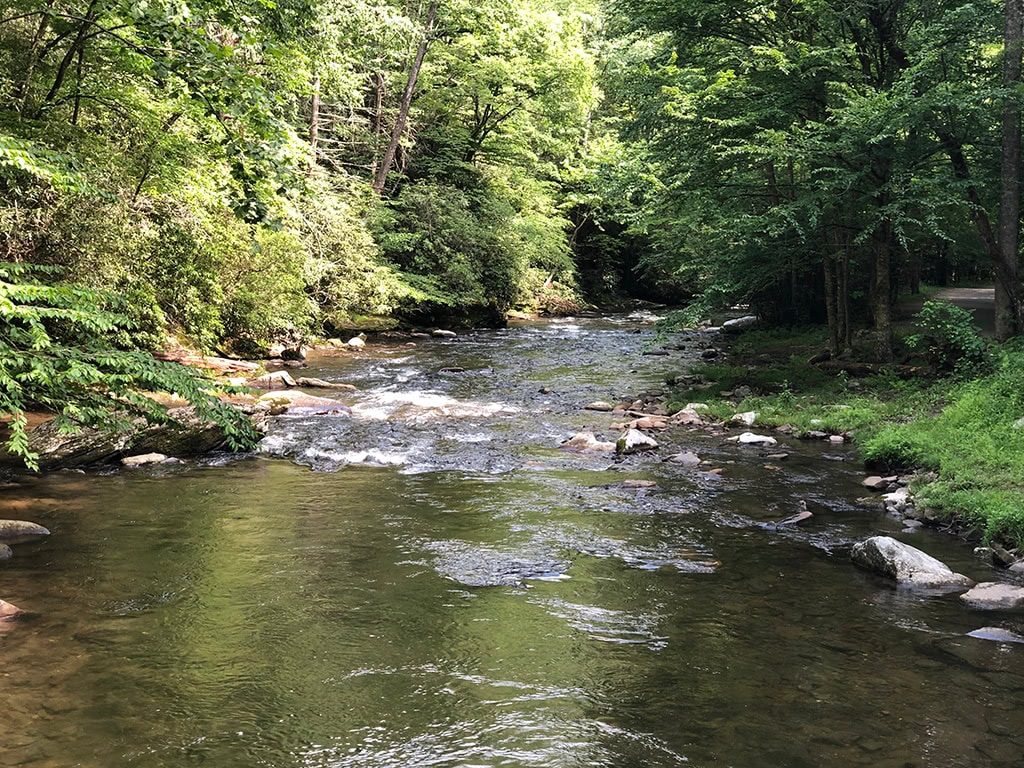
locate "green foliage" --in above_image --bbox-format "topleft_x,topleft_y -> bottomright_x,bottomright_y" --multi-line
0,262 -> 259,470
907,300 -> 996,375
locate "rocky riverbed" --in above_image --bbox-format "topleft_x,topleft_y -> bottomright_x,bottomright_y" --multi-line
2,312 -> 1023,767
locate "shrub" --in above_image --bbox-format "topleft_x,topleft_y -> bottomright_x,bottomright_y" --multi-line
907,300 -> 995,375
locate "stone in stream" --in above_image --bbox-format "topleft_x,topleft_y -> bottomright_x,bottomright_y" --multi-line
249,370 -> 297,390
862,476 -> 892,491
281,345 -> 308,361
1010,561 -> 1024,575
432,329 -> 458,339
561,432 -> 615,453
0,599 -> 21,621
628,416 -> 668,431
121,453 -> 169,468
346,335 -> 366,349
666,451 -> 701,466
620,479 -> 659,489
616,429 -> 659,455
258,390 -> 352,415
0,520 -> 51,539
730,432 -> 777,446
0,543 -> 12,560
296,377 -> 358,391
671,408 -> 704,426
966,627 -> 1024,644
584,401 -> 615,412
851,536 -> 973,591
960,583 -> 1024,611
776,501 -> 813,526
766,452 -> 789,461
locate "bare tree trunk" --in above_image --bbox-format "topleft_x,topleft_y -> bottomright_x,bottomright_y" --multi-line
17,0 -> 56,113
308,74 -> 320,175
71,43 -> 85,125
824,254 -> 840,358
372,0 -> 438,194
997,0 -> 1024,339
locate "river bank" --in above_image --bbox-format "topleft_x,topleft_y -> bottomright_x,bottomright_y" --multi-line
663,324 -> 1024,552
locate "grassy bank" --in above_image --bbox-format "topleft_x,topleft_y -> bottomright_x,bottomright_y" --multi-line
667,327 -> 1024,547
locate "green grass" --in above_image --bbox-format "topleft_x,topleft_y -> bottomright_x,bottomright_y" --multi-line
668,327 -> 1024,546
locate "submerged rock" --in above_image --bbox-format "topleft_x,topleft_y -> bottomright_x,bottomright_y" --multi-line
666,451 -> 701,466
121,453 -> 169,468
258,390 -> 352,414
960,583 -> 1024,611
0,543 -> 11,560
616,429 -> 659,455
561,432 -> 615,453
851,536 -> 973,590
432,329 -> 458,339
0,599 -> 21,621
966,627 -> 1024,644
0,520 -> 51,539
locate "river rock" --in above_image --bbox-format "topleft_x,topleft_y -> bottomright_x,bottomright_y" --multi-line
966,627 -> 1024,644
776,503 -> 813,526
249,370 -> 297,390
616,429 -> 659,455
121,453 -> 169,467
296,377 -> 357,391
732,432 -> 777,446
432,329 -> 458,339
584,401 -> 615,412
1010,561 -> 1024,575
561,432 -> 615,453
960,583 -> 1024,611
258,391 -> 352,415
722,315 -> 759,333
666,451 -> 701,466
0,599 -> 21,621
281,345 -> 308,361
346,335 -> 366,349
671,408 -> 704,426
862,476 -> 889,491
0,543 -> 11,560
851,536 -> 973,590
628,416 -> 668,431
0,520 -> 51,539
730,411 -> 757,427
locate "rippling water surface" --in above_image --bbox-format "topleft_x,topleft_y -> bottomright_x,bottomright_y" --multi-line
2,315 -> 1023,767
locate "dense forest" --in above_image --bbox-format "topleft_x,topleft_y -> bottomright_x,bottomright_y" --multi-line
2,0 -> 1024,453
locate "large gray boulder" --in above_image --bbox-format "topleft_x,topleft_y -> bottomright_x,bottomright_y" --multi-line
722,315 -> 759,333
851,536 -> 973,590
960,582 -> 1024,611
0,520 -> 50,539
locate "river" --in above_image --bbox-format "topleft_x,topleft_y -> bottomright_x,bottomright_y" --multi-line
2,314 -> 1022,767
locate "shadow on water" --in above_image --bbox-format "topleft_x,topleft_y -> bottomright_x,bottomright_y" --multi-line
2,314 -> 1024,767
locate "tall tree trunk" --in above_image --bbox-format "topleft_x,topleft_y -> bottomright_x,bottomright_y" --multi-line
39,0 -> 98,113
17,0 -> 56,113
998,0 -> 1024,339
308,74 -> 320,175
71,43 -> 85,125
824,254 -> 840,359
372,0 -> 438,194
872,219 -> 894,361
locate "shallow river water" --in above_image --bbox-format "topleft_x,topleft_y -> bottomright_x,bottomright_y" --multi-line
2,315 -> 1024,768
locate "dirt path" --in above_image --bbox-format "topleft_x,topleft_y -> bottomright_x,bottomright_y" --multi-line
899,286 -> 996,336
